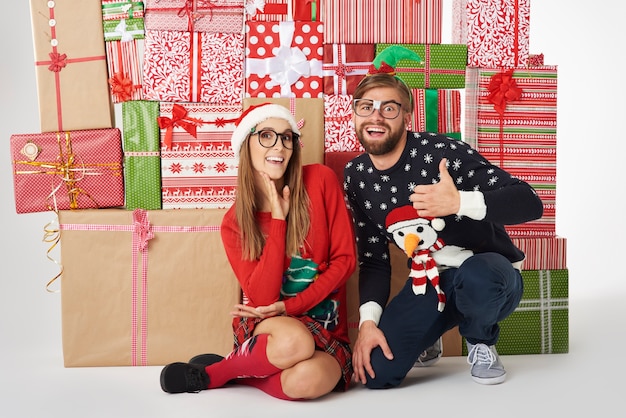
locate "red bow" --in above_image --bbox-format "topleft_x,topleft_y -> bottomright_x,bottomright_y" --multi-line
133,209 -> 154,252
157,104 -> 202,149
48,52 -> 67,72
108,72 -> 135,102
367,61 -> 396,77
487,69 -> 522,115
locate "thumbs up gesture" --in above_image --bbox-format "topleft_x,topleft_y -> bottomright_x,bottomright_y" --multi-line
409,158 -> 460,218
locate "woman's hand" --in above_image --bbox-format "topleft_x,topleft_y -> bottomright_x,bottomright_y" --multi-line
260,171 -> 290,220
230,302 -> 286,319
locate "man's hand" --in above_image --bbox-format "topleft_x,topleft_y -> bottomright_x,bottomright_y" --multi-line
409,158 -> 460,217
351,321 -> 393,384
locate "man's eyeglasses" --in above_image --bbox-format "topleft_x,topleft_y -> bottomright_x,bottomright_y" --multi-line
251,129 -> 299,150
353,99 -> 403,119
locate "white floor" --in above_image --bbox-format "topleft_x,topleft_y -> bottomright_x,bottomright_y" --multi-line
2,2 -> 626,417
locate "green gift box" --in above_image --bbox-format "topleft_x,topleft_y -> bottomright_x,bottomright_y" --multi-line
463,269 -> 569,355
375,43 -> 467,89
122,100 -> 162,210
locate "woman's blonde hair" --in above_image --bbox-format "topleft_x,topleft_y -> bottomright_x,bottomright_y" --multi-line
234,133 -> 310,260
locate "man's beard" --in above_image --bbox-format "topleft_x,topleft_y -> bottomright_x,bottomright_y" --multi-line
356,123 -> 406,156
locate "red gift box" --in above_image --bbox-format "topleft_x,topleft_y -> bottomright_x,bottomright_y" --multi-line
409,89 -> 462,139
144,0 -> 244,32
245,20 -> 323,98
245,0 -> 290,21
143,29 -> 244,104
321,0 -> 442,44
11,129 -> 124,214
158,103 -> 242,209
322,43 -> 374,95
323,94 -> 363,152
512,237 -> 567,271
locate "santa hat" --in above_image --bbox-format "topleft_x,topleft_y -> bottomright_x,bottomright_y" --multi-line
385,206 -> 445,232
230,103 -> 300,160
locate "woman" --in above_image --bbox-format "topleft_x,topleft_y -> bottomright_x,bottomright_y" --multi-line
160,103 -> 357,400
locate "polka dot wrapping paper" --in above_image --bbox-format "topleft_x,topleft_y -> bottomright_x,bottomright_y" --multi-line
10,128 -> 124,214
245,20 -> 324,98
462,269 -> 569,355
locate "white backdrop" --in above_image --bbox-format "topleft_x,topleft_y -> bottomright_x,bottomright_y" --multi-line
1,1 -> 625,416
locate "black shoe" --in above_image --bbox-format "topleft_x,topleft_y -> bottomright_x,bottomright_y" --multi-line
189,353 -> 224,367
160,362 -> 210,394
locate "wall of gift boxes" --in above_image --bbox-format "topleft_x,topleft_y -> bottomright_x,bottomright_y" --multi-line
8,0 -> 567,366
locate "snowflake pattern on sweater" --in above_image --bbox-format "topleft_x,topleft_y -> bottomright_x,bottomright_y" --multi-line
343,132 -> 543,308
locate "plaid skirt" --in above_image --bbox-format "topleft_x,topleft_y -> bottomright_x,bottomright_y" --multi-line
232,315 -> 353,392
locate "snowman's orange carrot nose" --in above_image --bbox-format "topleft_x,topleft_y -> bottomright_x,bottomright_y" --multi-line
404,233 -> 420,256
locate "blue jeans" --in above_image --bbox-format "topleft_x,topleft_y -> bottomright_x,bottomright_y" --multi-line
365,252 -> 523,389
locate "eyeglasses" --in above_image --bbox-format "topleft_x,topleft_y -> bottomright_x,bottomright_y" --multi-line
252,129 -> 299,150
353,99 -> 403,119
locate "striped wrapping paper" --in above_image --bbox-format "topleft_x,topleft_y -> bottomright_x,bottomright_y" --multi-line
513,236 -> 567,271
465,66 -> 558,237
376,43 -> 467,89
409,89 -> 461,139
321,0 -> 442,44
463,269 -> 569,355
158,102 -> 242,209
105,39 -> 144,103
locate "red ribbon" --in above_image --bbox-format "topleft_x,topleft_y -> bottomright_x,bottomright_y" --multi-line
48,52 -> 67,72
487,69 -> 522,165
108,72 -> 135,102
157,104 -> 202,149
133,209 -> 154,252
487,69 -> 521,116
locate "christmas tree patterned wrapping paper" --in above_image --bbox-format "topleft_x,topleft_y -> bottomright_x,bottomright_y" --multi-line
122,100 -> 162,210
462,269 -> 569,355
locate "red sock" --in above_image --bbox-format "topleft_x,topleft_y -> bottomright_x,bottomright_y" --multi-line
205,334 -> 281,388
239,373 -> 300,401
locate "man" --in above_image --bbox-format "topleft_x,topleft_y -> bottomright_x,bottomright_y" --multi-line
344,67 -> 543,388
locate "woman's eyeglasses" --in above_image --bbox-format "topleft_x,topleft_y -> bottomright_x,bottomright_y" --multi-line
352,99 -> 403,119
252,129 -> 299,150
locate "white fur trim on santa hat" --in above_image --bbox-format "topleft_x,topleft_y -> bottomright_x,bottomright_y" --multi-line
230,103 -> 300,160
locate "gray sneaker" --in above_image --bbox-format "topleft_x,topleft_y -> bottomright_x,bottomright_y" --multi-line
466,342 -> 506,384
414,337 -> 443,367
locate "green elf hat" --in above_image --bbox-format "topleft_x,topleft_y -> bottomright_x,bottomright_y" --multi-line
367,45 -> 424,76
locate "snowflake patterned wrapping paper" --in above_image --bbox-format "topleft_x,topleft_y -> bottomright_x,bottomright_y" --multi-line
452,0 -> 530,68
102,0 -> 145,41
464,66 -> 558,238
321,0 -> 442,44
144,0 -> 244,32
10,129 -> 124,214
462,269 -> 569,355
122,101 -> 162,210
105,39 -> 145,103
142,29 -> 244,104
29,0 -> 112,132
158,102 -> 242,209
323,90 -> 461,152
243,97 -> 325,165
58,208 -> 241,366
245,21 -> 324,98
322,43 -> 375,96
512,236 -> 567,271
375,44 -> 467,89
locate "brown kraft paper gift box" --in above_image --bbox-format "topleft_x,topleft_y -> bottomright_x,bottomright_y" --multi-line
58,208 -> 240,367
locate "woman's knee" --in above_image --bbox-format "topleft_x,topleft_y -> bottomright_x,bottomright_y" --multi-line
256,317 -> 316,367
281,352 -> 341,399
